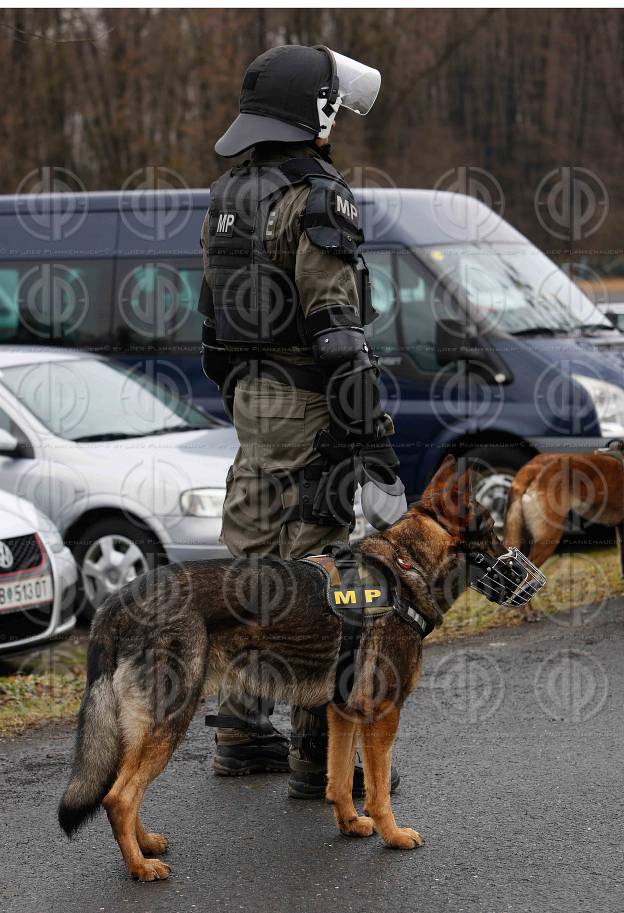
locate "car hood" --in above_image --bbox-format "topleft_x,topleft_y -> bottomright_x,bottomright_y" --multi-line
40,426 -> 240,522
497,333 -> 624,388
0,489 -> 46,538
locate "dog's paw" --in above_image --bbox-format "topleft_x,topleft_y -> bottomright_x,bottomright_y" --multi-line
139,832 -> 169,855
341,815 -> 374,838
384,826 -> 425,850
132,859 -> 172,881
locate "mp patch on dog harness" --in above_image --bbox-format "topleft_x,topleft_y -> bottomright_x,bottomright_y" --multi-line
302,548 -> 433,637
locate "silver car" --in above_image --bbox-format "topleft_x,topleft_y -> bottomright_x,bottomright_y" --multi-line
0,348 -> 238,618
0,487 -> 77,654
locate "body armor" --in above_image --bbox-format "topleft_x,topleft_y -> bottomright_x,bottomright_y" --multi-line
202,156 -> 373,352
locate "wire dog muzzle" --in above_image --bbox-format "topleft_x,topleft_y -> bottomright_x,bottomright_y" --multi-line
468,547 -> 547,607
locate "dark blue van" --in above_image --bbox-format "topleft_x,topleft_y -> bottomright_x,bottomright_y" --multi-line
1,186 -> 623,529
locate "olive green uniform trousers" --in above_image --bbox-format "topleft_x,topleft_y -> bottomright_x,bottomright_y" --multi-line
218,376 -> 350,743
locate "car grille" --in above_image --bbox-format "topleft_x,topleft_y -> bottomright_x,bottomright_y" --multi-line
0,534 -> 44,575
0,605 -> 53,646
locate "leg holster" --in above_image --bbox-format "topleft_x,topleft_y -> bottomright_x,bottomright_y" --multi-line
283,455 -> 356,529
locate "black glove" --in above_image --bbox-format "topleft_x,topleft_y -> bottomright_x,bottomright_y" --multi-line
359,439 -> 400,487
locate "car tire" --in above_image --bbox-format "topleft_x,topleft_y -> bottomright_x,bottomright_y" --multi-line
71,517 -> 164,624
459,445 -> 534,536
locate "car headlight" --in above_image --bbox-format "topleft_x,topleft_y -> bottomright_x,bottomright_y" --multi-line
573,375 -> 624,437
180,488 -> 226,518
39,525 -> 65,554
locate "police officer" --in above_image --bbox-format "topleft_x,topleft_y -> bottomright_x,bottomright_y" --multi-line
200,45 -> 405,798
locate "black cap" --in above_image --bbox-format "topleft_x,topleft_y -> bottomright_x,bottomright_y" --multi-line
215,45 -> 333,158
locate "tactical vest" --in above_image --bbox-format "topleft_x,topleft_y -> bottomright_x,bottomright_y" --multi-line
206,156 -> 372,350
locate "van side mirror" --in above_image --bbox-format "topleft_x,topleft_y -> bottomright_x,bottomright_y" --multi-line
0,429 -> 20,457
435,318 -> 510,383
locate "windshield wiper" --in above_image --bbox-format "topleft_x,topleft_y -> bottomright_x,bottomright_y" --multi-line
147,425 -> 198,436
510,326 -> 563,337
72,432 -> 145,442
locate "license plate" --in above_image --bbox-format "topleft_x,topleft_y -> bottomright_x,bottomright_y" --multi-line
0,574 -> 53,613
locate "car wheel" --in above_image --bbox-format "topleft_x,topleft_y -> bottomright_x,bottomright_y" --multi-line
460,446 -> 534,536
71,517 -> 164,623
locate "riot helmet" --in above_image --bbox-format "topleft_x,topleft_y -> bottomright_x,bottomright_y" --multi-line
215,44 -> 381,157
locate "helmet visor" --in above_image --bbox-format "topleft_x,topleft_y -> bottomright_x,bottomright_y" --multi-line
329,49 -> 381,115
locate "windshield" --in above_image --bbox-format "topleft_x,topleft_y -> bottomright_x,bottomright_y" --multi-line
422,243 -> 613,335
0,358 -> 217,441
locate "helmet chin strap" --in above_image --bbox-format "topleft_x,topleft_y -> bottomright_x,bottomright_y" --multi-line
317,93 -> 341,139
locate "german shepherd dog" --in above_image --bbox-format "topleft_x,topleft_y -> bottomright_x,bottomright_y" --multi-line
58,455 -> 506,881
504,448 -> 624,569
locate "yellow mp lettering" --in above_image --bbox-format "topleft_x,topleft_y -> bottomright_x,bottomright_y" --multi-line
365,589 -> 381,603
334,590 -> 356,605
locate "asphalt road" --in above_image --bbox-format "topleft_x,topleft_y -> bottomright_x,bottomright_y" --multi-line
1,600 -> 623,913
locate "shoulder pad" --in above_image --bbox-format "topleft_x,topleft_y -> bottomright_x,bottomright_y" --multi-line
303,181 -> 364,258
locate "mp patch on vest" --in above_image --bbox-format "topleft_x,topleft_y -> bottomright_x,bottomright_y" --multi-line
215,212 -> 237,235
334,192 -> 358,225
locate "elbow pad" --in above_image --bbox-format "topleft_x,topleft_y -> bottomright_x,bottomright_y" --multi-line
310,325 -> 372,370
307,321 -> 384,442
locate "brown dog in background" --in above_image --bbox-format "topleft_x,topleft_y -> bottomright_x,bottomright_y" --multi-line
59,455 -> 508,881
504,447 -> 624,570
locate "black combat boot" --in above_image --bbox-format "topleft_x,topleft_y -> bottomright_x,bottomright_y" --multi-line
288,733 -> 400,799
213,725 -> 290,775
207,706 -> 290,776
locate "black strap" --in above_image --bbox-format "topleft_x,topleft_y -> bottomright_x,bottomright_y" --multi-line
205,713 -> 276,735
249,359 -> 325,394
393,597 -> 436,638
279,156 -> 346,187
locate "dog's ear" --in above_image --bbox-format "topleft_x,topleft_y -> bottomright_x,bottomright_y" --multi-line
423,459 -> 474,529
423,454 -> 457,499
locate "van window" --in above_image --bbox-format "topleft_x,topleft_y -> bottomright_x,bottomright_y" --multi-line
0,260 -> 112,348
397,252 -> 442,372
113,260 -> 203,349
364,249 -> 400,354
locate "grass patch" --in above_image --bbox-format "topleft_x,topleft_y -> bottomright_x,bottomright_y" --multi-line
1,546 -> 623,735
429,545 -> 624,643
0,637 -> 86,737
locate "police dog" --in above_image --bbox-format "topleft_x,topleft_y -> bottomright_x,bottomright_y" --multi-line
504,448 -> 624,570
58,455 -> 506,881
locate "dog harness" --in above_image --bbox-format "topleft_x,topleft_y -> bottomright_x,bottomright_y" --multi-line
303,545 -> 435,704
205,546 -> 436,732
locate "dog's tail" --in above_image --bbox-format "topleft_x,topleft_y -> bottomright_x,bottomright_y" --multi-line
58,602 -> 120,837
